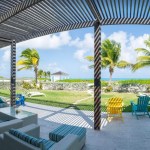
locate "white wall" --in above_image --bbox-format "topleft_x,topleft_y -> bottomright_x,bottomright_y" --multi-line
51,75 -> 69,82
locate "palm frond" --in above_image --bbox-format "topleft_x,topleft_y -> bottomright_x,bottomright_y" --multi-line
117,60 -> 131,68
137,56 -> 150,62
88,65 -> 94,69
144,36 -> 150,48
132,61 -> 150,71
17,59 -> 32,66
17,65 -> 32,71
135,48 -> 150,56
85,56 -> 94,62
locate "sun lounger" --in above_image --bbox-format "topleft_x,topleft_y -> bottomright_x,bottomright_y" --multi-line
27,92 -> 46,97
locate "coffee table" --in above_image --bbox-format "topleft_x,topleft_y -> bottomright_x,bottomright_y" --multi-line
0,107 -> 37,126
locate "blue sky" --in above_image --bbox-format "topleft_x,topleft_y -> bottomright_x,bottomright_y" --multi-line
0,25 -> 149,79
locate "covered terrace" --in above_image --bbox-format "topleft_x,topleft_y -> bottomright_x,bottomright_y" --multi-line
0,1 -> 149,148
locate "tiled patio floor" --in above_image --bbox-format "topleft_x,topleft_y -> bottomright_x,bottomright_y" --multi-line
20,102 -> 150,150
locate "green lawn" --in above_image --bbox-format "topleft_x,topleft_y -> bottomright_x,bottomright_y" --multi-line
0,89 -> 142,112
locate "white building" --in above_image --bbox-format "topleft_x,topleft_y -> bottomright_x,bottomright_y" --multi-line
51,71 -> 69,82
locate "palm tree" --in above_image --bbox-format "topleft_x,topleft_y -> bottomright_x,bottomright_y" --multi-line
47,71 -> 51,79
38,69 -> 43,78
132,37 -> 150,71
43,71 -> 47,81
85,39 -> 131,83
17,48 -> 40,84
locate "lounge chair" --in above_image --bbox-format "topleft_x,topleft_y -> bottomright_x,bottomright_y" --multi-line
1,124 -> 84,150
106,97 -> 124,121
0,97 -> 9,108
27,92 -> 46,97
130,96 -> 150,119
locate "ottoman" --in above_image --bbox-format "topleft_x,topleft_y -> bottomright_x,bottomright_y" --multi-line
49,124 -> 86,149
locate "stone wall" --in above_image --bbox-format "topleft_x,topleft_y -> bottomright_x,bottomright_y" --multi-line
0,81 -> 22,90
113,84 -> 150,93
0,80 -> 149,93
42,82 -> 88,91
0,81 -> 88,91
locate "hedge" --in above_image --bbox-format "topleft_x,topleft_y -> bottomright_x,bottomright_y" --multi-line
57,79 -> 108,86
118,79 -> 150,85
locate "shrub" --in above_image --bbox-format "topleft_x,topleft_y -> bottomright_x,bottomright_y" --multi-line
104,86 -> 113,92
57,79 -> 108,87
146,86 -> 150,93
38,82 -> 43,90
21,81 -> 32,90
118,79 -> 150,85
102,81 -> 108,87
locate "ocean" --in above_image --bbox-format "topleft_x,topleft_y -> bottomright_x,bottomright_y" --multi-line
78,78 -> 150,81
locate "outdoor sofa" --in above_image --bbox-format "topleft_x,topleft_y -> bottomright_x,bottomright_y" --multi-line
1,124 -> 85,150
0,112 -> 23,134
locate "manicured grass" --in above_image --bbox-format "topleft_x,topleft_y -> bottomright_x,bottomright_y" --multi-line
77,92 -> 138,112
0,89 -> 144,112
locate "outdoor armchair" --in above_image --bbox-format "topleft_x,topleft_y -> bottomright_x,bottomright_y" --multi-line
106,97 -> 124,121
130,96 -> 150,119
16,94 -> 25,106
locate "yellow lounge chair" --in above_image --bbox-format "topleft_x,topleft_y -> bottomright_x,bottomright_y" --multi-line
106,97 -> 123,122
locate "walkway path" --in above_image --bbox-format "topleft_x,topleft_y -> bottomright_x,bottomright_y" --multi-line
73,96 -> 93,104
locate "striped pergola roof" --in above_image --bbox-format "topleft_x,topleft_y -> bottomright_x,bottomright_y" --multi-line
0,0 -> 149,48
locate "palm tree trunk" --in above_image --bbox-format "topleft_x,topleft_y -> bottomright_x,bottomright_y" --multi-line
109,67 -> 113,85
34,67 -> 38,84
109,72 -> 112,84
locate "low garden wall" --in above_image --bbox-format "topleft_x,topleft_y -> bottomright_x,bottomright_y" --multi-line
42,82 -> 88,91
0,80 -> 149,93
0,81 -> 89,91
112,84 -> 150,93
0,81 -> 21,90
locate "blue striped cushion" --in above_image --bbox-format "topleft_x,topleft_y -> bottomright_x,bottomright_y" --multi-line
49,124 -> 86,142
9,129 -> 55,149
40,139 -> 55,150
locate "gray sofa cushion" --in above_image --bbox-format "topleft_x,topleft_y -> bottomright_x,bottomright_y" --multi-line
9,129 -> 55,149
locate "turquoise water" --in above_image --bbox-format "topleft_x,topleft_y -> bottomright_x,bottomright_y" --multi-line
75,78 -> 150,81
101,78 -> 149,81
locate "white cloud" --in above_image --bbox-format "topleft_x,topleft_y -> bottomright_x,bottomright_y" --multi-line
73,31 -> 149,73
74,49 -> 87,62
73,33 -> 94,62
47,63 -> 61,73
102,32 -> 107,41
2,50 -> 10,62
80,64 -> 89,72
73,32 -> 106,62
108,32 -> 149,63
17,31 -> 72,50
